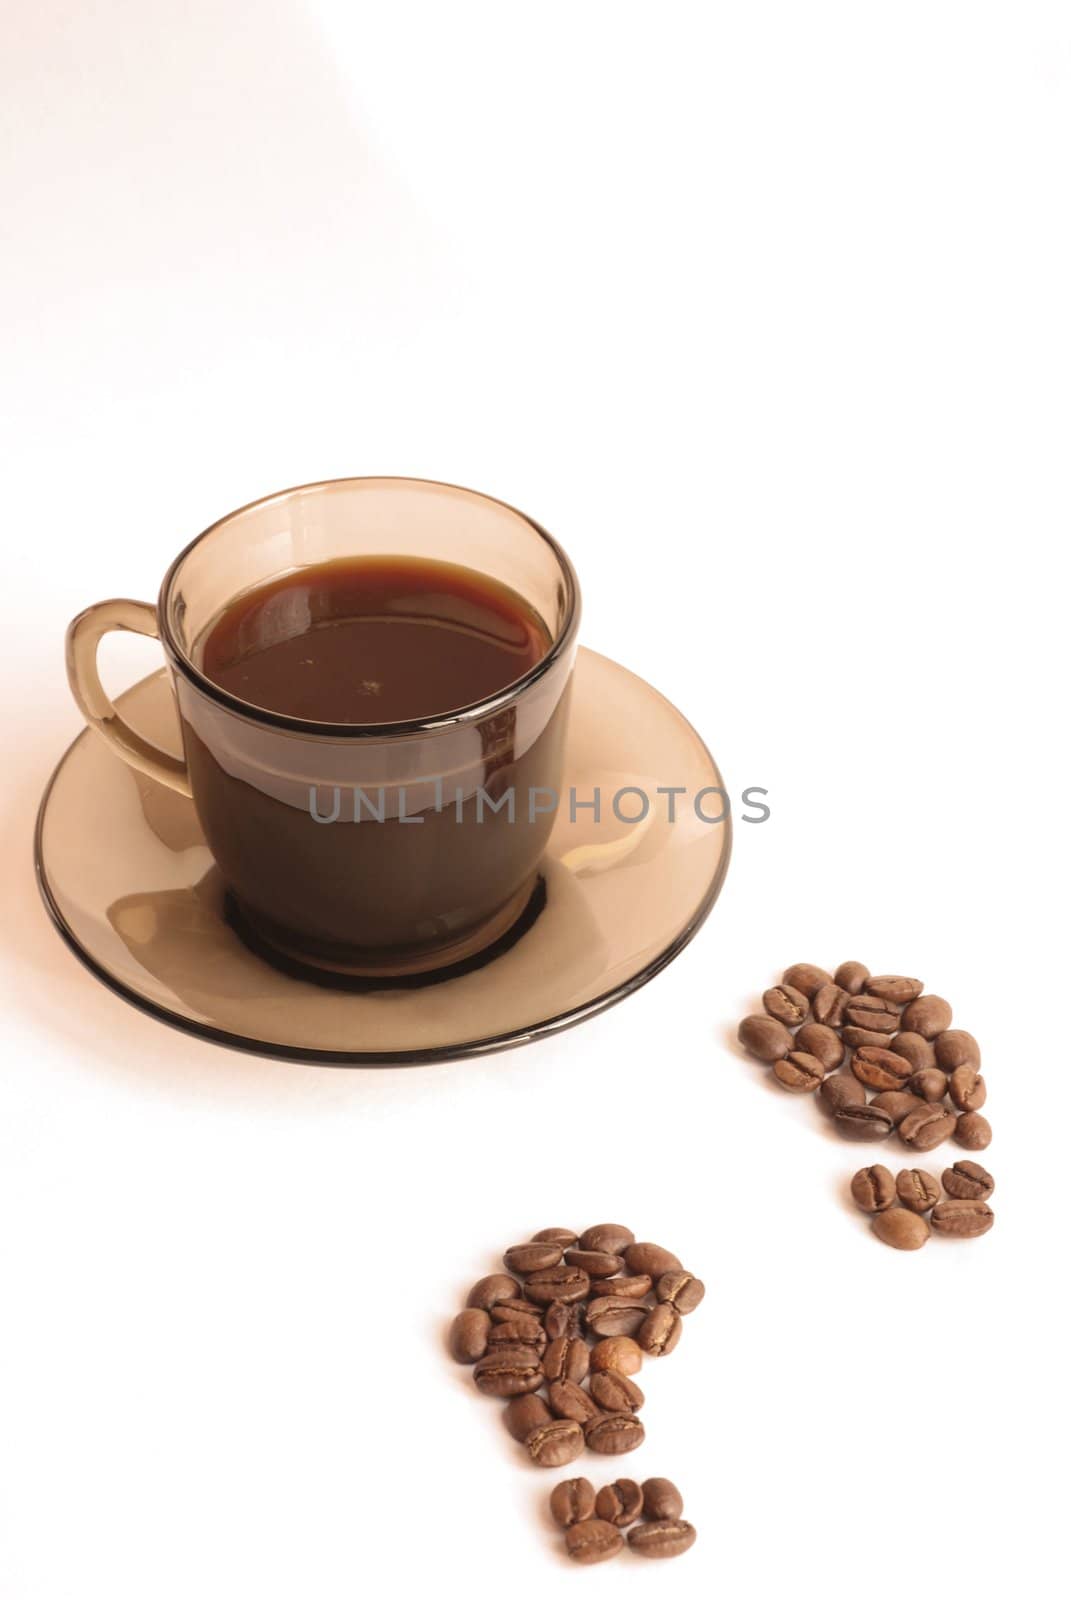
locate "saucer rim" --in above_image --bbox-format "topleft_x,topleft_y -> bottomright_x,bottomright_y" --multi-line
33,650 -> 732,1066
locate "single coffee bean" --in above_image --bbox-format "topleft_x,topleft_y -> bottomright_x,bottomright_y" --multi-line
656,1270 -> 706,1313
796,1022 -> 845,1071
473,1345 -> 544,1396
889,1032 -> 937,1071
782,962 -> 832,997
584,1412 -> 646,1455
531,1226 -> 578,1245
909,1067 -> 949,1103
851,1046 -> 912,1092
595,1479 -> 644,1526
547,1379 -> 600,1424
550,1476 -> 596,1527
850,1164 -> 897,1212
872,1207 -> 930,1250
503,1241 -> 563,1275
773,1051 -> 825,1092
524,1264 -> 590,1305
866,974 -> 924,1004
812,983 -> 850,1027
628,1520 -> 697,1559
597,1274 -> 652,1299
899,1102 -> 956,1152
642,1478 -> 684,1521
565,1519 -> 624,1564
835,1103 -> 894,1141
543,1300 -> 583,1341
466,1273 -> 520,1310
819,1073 -> 867,1117
578,1222 -> 635,1254
835,960 -> 870,995
624,1242 -> 682,1277
449,1308 -> 491,1363
589,1370 -> 645,1413
844,995 -> 901,1033
543,1336 -> 590,1384
942,1160 -> 995,1200
901,994 -> 953,1039
934,1029 -> 981,1071
954,1111 -> 992,1151
949,1065 -> 986,1112
638,1303 -> 682,1357
931,1199 -> 995,1238
585,1298 -> 647,1338
490,1297 -> 539,1323
738,1014 -> 794,1062
503,1393 -> 552,1443
843,1026 -> 899,1050
564,1248 -> 624,1278
526,1417 -> 585,1467
870,1090 -> 927,1126
487,1317 -> 547,1351
895,1168 -> 941,1213
590,1336 -> 644,1377
763,984 -> 810,1025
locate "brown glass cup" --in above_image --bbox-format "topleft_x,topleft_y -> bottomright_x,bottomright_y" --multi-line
66,477 -> 581,976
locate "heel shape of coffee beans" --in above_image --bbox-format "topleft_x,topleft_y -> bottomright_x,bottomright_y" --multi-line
551,1475 -> 696,1563
738,964 -> 995,1247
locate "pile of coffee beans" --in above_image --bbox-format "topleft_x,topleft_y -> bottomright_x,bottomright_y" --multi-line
449,1224 -> 704,1468
737,963 -> 993,1157
850,1160 -> 995,1249
550,1475 -> 696,1563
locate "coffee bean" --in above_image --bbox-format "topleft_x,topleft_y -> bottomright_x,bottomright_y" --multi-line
544,1300 -> 583,1341
934,1029 -> 981,1071
504,1242 -> 563,1275
578,1223 -> 635,1254
590,1336 -> 643,1377
487,1317 -> 547,1351
642,1478 -> 684,1520
564,1248 -> 624,1278
949,1066 -> 986,1112
812,983 -> 850,1027
585,1298 -> 647,1338
564,1518 -> 624,1564
796,1022 -> 845,1071
589,1370 -> 645,1413
895,1168 -> 941,1213
596,1274 -> 652,1299
901,994 -> 953,1039
595,1479 -> 644,1527
624,1242 -> 682,1277
954,1111 -> 992,1151
763,984 -> 810,1025
466,1273 -> 520,1310
584,1412 -> 646,1455
899,1102 -> 956,1152
872,1208 -> 930,1250
942,1160 -> 994,1200
449,1308 -> 491,1363
503,1393 -> 552,1443
866,974 -> 924,1004
524,1264 -> 591,1305
851,1046 -> 912,1092
835,960 -> 870,995
850,1165 -> 897,1212
843,995 -> 901,1033
931,1200 -> 994,1238
473,1345 -> 544,1396
490,1298 -> 538,1322
526,1417 -> 585,1467
547,1379 -> 600,1424
773,1051 -> 825,1092
543,1336 -> 590,1384
549,1476 -> 596,1527
835,1104 -> 894,1141
843,1026 -> 900,1050
819,1073 -> 867,1116
782,963 -> 832,997
738,1014 -> 794,1062
627,1520 -> 697,1559
870,1090 -> 927,1126
638,1304 -> 682,1356
889,1032 -> 938,1071
530,1226 -> 578,1244
909,1068 -> 949,1103
656,1270 -> 706,1313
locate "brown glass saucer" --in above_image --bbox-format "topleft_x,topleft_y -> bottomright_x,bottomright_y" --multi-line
34,649 -> 730,1063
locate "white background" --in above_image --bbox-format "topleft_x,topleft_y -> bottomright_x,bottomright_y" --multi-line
2,3 -> 1068,1596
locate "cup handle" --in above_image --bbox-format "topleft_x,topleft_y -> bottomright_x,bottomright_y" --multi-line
65,599 -> 192,797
